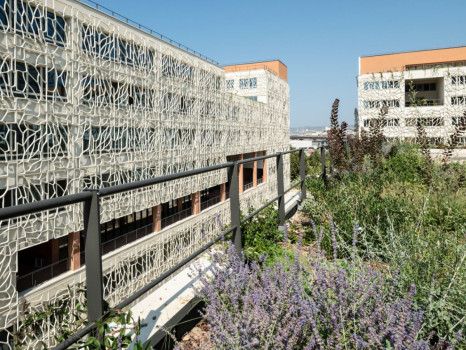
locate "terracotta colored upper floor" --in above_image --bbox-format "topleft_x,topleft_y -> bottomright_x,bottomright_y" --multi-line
223,60 -> 288,82
359,46 -> 466,75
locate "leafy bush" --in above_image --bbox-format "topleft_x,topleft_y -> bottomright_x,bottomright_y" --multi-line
303,145 -> 466,345
240,206 -> 283,261
289,148 -> 321,181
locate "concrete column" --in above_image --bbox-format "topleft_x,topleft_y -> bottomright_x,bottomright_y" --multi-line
51,239 -> 60,263
68,232 -> 81,271
153,204 -> 162,232
191,191 -> 201,215
263,150 -> 267,183
220,183 -> 226,201
177,197 -> 183,212
239,154 -> 244,194
253,152 -> 258,187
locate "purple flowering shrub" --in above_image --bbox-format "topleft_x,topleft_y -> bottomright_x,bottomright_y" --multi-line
195,241 -> 429,349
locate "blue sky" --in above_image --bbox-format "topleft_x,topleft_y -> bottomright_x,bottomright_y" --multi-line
84,0 -> 466,128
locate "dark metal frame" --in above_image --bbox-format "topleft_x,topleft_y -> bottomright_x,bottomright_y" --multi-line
0,147 -> 329,349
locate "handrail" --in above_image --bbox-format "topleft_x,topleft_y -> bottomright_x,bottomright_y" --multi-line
0,147 -> 329,349
99,162 -> 235,196
0,191 -> 92,221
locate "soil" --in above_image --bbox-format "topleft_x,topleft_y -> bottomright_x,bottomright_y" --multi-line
175,319 -> 213,350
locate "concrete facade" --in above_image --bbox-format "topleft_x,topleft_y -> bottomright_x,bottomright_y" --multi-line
0,1 -> 290,348
358,47 -> 466,144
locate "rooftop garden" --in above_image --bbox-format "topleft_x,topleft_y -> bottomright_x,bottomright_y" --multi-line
173,100 -> 465,349
16,101 -> 465,349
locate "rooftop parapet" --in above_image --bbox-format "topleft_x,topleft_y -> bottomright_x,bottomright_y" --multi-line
224,60 -> 288,82
359,46 -> 466,74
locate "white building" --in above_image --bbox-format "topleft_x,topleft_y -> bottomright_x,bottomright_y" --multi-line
358,46 -> 466,145
0,1 -> 290,347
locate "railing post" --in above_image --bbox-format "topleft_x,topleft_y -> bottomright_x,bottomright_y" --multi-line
299,149 -> 307,201
276,153 -> 286,227
228,162 -> 242,254
329,145 -> 335,176
320,147 -> 328,188
83,189 -> 104,323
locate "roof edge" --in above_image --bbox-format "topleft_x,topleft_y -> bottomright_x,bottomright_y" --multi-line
361,45 -> 466,58
223,59 -> 287,68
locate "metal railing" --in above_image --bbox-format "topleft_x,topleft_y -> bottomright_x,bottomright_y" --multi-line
200,195 -> 222,211
161,207 -> 192,228
405,99 -> 443,107
243,181 -> 254,192
101,223 -> 153,255
0,147 -> 329,349
16,252 -> 85,293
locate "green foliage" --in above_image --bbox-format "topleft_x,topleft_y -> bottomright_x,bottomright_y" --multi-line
289,148 -> 321,181
303,144 -> 466,344
289,149 -> 301,180
15,285 -> 149,349
14,285 -> 88,349
240,205 -> 284,262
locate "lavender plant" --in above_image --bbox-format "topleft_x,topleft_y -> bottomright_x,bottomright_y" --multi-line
193,240 -> 430,349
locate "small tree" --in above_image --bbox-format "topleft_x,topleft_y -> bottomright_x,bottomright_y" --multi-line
368,105 -> 388,167
327,99 -> 349,171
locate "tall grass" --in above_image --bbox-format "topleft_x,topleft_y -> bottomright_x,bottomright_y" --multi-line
303,144 -> 466,345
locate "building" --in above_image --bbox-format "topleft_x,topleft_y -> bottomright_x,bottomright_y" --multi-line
0,0 -> 290,347
358,46 -> 466,145
224,60 -> 288,104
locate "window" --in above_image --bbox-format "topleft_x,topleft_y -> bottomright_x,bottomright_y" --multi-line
363,82 -> 379,90
162,55 -> 194,81
82,25 -> 154,71
44,10 -> 66,45
405,82 -> 436,92
452,116 -> 466,126
452,76 -> 466,85
363,100 -> 400,109
46,68 -> 67,100
82,77 -> 137,108
405,117 -> 444,127
451,96 -> 466,105
364,80 -> 399,90
226,80 -> 234,90
0,180 -> 68,210
9,0 -> 66,46
384,119 -> 399,127
1,58 -> 66,100
381,80 -> 400,89
363,118 -> 399,128
239,78 -> 257,89
0,0 -> 9,28
248,96 -> 258,101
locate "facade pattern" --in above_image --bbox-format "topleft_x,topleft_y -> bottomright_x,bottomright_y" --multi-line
358,58 -> 466,144
0,0 -> 290,348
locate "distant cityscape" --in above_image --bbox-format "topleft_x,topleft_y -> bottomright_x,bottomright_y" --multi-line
290,125 -> 356,136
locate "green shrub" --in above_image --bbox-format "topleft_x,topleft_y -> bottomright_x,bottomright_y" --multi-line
302,144 -> 466,344
241,206 -> 283,262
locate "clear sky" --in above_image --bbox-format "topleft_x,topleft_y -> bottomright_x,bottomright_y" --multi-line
82,0 -> 466,128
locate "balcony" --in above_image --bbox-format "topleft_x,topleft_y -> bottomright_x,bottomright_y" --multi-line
405,98 -> 443,107
405,78 -> 444,108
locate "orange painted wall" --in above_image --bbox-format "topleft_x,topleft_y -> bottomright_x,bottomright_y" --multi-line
223,60 -> 288,82
360,47 -> 466,74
